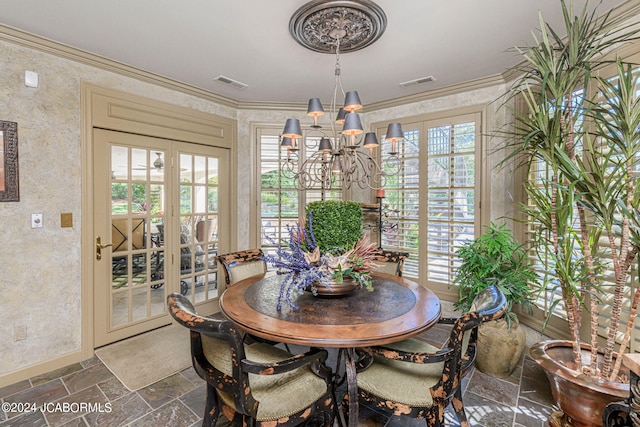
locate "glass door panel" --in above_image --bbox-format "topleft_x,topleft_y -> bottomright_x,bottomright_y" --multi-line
110,146 -> 167,329
177,150 -> 222,303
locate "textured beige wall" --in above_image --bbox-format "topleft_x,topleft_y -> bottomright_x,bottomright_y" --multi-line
0,39 -> 234,378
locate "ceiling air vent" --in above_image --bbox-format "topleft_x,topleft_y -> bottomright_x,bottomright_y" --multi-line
399,75 -> 436,88
213,75 -> 248,89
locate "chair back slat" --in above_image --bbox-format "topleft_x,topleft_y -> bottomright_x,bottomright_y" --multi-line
371,249 -> 409,276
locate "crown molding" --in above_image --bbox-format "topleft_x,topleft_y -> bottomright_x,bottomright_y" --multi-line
237,73 -> 506,112
365,74 -> 507,112
236,100 -> 307,111
608,0 -> 640,20
0,21 -> 509,114
0,23 -> 239,109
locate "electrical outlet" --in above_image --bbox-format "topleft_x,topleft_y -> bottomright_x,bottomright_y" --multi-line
14,325 -> 27,341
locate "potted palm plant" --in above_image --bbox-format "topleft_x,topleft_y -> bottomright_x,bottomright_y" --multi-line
500,1 -> 640,425
453,222 -> 536,378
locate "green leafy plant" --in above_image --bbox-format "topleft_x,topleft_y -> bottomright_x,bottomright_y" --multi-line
453,222 -> 537,327
305,200 -> 363,253
498,0 -> 640,380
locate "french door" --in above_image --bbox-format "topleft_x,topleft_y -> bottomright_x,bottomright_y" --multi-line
93,129 -> 229,346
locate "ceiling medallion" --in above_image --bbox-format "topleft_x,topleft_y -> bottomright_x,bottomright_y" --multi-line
289,0 -> 387,53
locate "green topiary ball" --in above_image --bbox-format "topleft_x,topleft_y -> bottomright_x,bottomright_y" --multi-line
306,200 -> 363,254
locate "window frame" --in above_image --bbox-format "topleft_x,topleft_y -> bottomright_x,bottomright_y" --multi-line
373,106 -> 486,298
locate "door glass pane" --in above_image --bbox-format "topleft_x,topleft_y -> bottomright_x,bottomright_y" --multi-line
112,291 -> 128,327
132,287 -> 148,322
110,145 -> 166,329
178,152 -> 220,303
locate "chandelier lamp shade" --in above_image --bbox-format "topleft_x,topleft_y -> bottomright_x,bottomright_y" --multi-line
280,0 -> 403,191
385,122 -> 404,155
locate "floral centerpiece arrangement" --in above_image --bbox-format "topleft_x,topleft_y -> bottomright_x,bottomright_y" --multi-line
263,212 -> 379,311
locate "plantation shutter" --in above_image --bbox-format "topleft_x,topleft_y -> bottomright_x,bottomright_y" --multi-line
524,156 -> 569,325
424,113 -> 481,290
377,111 -> 481,291
257,129 -> 300,254
379,123 -> 421,277
257,128 -> 342,256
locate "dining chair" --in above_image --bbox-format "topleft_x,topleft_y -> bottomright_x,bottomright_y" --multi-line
216,248 -> 267,286
348,285 -> 506,427
167,293 -> 335,427
216,248 -> 294,351
371,249 -> 409,276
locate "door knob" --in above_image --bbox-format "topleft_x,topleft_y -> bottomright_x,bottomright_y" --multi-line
96,236 -> 113,260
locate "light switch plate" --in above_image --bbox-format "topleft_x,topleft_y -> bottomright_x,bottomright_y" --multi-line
61,212 -> 73,228
31,213 -> 43,228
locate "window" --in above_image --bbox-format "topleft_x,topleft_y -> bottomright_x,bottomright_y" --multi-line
256,127 -> 341,256
256,109 -> 483,293
379,127 -> 420,276
377,110 -> 482,293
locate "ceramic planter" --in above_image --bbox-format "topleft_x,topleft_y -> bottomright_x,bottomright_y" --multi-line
475,317 -> 525,378
530,340 -> 629,427
309,276 -> 358,296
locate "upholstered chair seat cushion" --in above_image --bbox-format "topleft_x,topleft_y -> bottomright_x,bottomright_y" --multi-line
356,338 -> 443,407
352,286 -> 506,427
202,336 -> 328,421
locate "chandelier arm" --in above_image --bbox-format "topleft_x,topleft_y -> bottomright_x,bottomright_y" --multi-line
329,37 -> 344,143
293,151 -> 334,190
382,153 -> 402,176
304,130 -> 333,149
281,154 -> 298,180
338,149 -> 390,190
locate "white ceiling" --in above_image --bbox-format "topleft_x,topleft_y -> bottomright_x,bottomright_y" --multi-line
0,0 -> 633,106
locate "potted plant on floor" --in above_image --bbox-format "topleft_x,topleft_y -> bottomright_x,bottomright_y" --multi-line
453,222 -> 537,378
500,1 -> 640,425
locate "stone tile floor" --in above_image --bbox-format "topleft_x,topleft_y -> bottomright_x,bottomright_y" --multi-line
0,322 -> 556,427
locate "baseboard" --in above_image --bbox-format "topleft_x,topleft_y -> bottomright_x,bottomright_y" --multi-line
0,350 -> 86,389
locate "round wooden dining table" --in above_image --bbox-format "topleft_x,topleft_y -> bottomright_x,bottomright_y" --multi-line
219,272 -> 441,426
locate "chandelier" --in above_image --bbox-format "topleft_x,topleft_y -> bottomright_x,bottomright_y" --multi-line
280,0 -> 404,191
